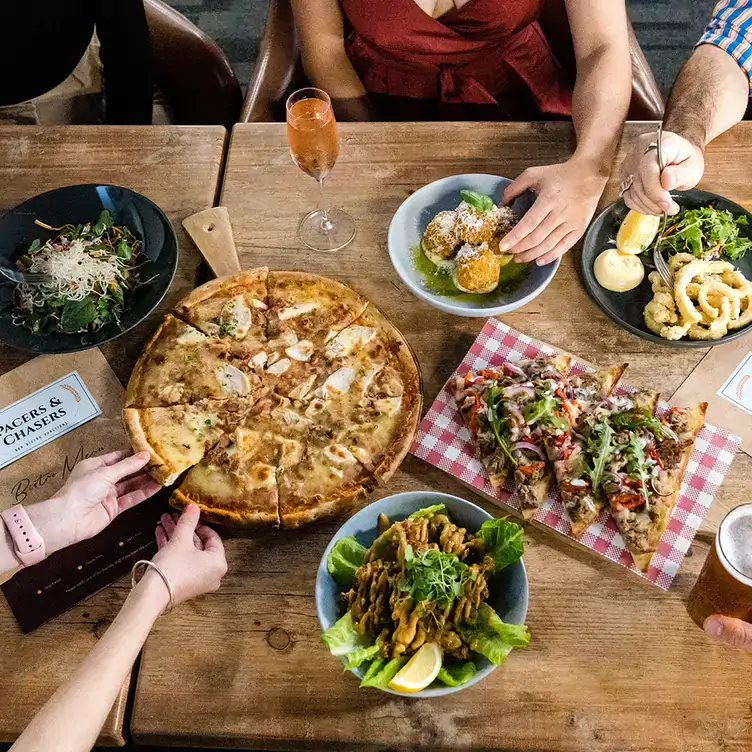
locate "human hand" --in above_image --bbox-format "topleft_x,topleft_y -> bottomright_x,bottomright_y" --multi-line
28,450 -> 161,557
150,505 -> 227,606
703,615 -> 752,651
499,158 -> 608,265
620,131 -> 705,216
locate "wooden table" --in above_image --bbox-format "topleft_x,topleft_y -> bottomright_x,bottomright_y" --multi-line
128,121 -> 752,752
0,125 -> 227,745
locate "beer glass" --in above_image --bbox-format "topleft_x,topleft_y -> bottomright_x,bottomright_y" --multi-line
687,503 -> 752,628
286,87 -> 356,252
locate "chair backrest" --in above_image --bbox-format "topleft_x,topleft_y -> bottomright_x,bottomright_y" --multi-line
241,0 -> 665,123
145,0 -> 242,127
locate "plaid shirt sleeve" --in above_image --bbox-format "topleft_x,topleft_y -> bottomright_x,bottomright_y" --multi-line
698,0 -> 752,91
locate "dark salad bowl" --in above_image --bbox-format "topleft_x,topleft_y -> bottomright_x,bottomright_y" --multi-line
581,189 -> 752,348
0,184 -> 178,354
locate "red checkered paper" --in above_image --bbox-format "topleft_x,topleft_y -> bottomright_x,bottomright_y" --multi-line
411,318 -> 741,589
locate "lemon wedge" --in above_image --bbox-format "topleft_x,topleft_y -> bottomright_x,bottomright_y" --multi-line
616,210 -> 661,255
388,642 -> 442,693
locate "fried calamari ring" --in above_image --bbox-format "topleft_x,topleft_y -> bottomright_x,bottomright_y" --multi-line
687,296 -> 732,340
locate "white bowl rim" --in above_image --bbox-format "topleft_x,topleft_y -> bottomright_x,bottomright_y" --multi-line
387,174 -> 561,317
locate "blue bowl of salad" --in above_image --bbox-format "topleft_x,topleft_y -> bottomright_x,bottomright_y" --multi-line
316,491 -> 529,696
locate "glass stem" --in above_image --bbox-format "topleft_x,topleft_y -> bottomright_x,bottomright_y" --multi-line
318,177 -> 334,233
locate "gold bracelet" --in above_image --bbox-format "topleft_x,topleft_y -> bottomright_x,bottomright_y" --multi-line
131,559 -> 175,615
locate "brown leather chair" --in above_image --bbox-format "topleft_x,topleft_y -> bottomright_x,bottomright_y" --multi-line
145,0 -> 242,127
241,0 -> 664,123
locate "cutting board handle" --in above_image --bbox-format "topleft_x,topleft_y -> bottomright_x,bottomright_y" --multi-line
182,207 -> 241,277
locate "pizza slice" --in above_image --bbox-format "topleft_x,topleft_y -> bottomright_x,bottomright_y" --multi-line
294,306 -> 423,485
602,399 -> 707,570
543,364 -> 626,536
266,271 -> 368,346
125,314 -> 263,407
501,355 -> 572,519
122,396 -> 258,485
169,393 -> 295,527
173,268 -> 268,347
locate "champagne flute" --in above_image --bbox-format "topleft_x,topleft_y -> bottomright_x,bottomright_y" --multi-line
286,87 -> 356,252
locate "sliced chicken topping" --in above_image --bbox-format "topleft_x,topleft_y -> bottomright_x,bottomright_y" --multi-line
286,340 -> 315,362
305,398 -> 327,419
176,327 -> 207,346
278,302 -> 318,320
325,326 -> 377,359
216,364 -> 251,395
266,358 -> 292,376
158,383 -> 185,403
320,367 -> 356,398
249,351 -> 268,371
219,295 -> 252,338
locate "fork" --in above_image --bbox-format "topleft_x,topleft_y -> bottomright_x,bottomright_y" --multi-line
652,123 -> 674,287
0,267 -> 50,285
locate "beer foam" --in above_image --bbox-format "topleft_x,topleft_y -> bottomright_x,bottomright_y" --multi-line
718,505 -> 752,582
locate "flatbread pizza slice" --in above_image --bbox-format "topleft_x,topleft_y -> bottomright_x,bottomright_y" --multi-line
543,364 -> 627,536
125,314 -> 262,407
122,396 -> 258,485
501,355 -> 572,519
604,400 -> 706,571
173,268 -> 268,346
266,271 -> 368,346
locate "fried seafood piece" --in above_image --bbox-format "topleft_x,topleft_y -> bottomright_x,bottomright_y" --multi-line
421,210 -> 460,264
453,243 -> 501,294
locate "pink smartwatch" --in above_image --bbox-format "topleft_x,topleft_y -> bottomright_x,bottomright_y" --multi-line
1,505 -> 45,567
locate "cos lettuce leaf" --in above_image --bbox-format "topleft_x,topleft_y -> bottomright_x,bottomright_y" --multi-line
321,612 -> 372,658
342,643 -> 381,670
437,660 -> 477,687
359,657 -> 387,686
359,656 -> 408,689
408,504 -> 447,520
457,603 -> 530,665
327,536 -> 367,586
476,518 -> 524,571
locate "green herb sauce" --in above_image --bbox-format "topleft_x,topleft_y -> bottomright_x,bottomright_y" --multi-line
410,245 -> 530,303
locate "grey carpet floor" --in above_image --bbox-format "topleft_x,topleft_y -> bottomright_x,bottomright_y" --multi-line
168,0 -> 722,95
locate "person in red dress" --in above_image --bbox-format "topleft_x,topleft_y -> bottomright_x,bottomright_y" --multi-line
291,0 -> 631,265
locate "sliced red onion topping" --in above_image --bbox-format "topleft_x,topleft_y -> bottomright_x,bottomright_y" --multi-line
511,441 -> 545,459
502,362 -> 526,378
650,475 -> 674,497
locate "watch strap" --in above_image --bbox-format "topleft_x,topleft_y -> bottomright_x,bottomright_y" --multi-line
1,505 -> 45,567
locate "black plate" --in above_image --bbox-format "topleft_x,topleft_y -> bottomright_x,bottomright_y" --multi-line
0,184 -> 178,354
581,189 -> 752,348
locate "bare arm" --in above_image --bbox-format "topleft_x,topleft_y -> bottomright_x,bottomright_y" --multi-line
621,44 -> 749,216
11,574 -> 168,752
665,43 -> 749,149
500,0 -> 631,264
11,504 -> 227,752
566,0 -> 632,172
290,0 -> 373,120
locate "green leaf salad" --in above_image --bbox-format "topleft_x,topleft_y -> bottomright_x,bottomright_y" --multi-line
321,504 -> 530,692
13,210 -> 145,335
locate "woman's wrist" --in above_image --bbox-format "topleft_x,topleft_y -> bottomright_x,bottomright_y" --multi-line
127,568 -> 171,620
25,498 -> 70,559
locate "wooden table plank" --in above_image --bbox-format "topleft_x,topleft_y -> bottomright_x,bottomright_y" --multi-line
132,122 -> 752,752
0,125 -> 227,746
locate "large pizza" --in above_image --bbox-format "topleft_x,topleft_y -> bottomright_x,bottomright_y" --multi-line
123,268 -> 422,528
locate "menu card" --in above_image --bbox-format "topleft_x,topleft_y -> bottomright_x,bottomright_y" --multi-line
0,350 -> 167,633
671,336 -> 751,457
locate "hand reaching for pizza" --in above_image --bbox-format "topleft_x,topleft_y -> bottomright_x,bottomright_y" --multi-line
150,505 -> 227,605
27,450 -> 162,558
704,615 -> 752,651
